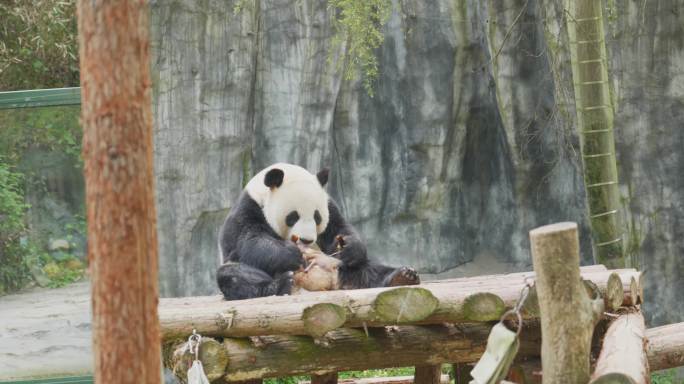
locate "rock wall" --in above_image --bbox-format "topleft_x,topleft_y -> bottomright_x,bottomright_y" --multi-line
150,0 -> 684,325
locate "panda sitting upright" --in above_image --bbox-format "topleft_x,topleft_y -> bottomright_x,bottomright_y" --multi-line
217,163 -> 420,300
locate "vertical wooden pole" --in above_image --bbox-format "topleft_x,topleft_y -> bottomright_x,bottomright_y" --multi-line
414,365 -> 442,384
311,373 -> 339,384
529,222 -> 603,384
77,1 -> 161,383
452,363 -> 473,384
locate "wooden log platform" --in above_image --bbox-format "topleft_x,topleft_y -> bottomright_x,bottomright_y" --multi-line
159,266 -> 641,340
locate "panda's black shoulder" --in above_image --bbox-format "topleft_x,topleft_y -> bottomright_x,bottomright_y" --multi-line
219,192 -> 277,261
221,192 -> 264,226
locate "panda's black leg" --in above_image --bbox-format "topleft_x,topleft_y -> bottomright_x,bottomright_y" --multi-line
338,263 -> 420,289
217,263 -> 293,300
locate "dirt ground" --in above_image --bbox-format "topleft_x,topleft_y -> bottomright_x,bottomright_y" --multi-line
0,281 -> 92,380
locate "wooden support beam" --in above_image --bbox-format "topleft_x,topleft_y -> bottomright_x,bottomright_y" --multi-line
77,1 -> 161,383
530,222 -> 603,384
590,312 -> 649,383
164,323 -> 543,382
414,365 -> 441,384
646,321 -> 684,371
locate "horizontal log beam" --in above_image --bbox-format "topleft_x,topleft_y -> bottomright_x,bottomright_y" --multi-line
590,312 -> 648,384
159,269 -> 638,340
646,321 -> 684,371
164,322 -> 543,382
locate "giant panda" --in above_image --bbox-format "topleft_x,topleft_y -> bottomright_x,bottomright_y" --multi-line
217,163 -> 420,300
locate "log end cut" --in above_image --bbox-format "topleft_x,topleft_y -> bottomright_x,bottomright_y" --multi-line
462,292 -> 505,322
372,287 -> 439,323
303,303 -> 348,338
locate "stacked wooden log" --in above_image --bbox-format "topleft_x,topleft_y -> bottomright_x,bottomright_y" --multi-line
159,263 -> 649,383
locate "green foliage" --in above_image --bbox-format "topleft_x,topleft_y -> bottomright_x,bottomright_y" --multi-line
0,106 -> 83,293
0,0 -> 79,90
0,160 -> 31,293
652,370 -> 682,384
0,106 -> 82,164
329,0 -> 392,96
0,160 -> 27,236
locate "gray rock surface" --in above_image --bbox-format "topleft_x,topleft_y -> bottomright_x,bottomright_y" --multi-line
149,0 -> 683,325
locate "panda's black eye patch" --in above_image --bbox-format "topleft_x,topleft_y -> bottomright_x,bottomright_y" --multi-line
285,211 -> 299,227
314,210 -> 322,225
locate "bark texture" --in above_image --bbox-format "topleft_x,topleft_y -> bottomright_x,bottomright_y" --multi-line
590,312 -> 649,384
413,365 -> 441,384
77,0 -> 161,383
529,222 -> 603,384
646,321 -> 684,371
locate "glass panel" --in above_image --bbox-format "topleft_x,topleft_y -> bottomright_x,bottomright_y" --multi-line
0,105 -> 91,381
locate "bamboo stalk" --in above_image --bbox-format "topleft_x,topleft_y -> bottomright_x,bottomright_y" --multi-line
567,0 -> 625,267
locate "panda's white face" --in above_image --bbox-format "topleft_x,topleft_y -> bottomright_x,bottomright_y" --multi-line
245,163 -> 330,245
264,182 -> 329,244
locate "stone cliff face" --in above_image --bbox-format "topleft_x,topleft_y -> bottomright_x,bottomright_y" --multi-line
150,0 -> 683,325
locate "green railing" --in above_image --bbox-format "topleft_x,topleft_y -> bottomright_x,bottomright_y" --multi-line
0,87 -> 81,109
0,377 -> 92,384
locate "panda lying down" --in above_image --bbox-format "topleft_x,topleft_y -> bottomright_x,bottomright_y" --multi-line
217,163 -> 420,300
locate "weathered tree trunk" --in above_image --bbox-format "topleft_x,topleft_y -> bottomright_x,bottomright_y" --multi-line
590,312 -> 649,384
567,0 -> 625,267
529,222 -> 603,384
165,323 -> 543,382
159,269 -> 632,340
414,365 -> 441,384
646,321 -> 684,371
77,1 -> 161,383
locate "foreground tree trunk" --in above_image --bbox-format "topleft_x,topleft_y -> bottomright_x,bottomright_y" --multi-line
77,1 -> 161,383
529,223 -> 603,384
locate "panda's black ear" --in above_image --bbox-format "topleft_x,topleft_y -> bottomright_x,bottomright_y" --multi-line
317,168 -> 329,187
264,168 -> 284,189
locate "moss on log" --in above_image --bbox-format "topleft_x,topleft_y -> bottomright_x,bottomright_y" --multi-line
164,323 -> 542,382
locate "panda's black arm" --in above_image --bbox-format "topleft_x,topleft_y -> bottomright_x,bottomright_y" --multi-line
317,198 -> 369,268
236,233 -> 305,276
